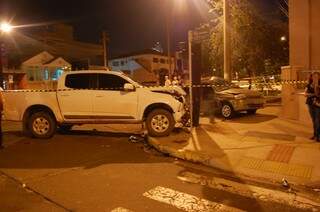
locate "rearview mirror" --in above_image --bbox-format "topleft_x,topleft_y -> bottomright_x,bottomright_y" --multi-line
124,83 -> 135,91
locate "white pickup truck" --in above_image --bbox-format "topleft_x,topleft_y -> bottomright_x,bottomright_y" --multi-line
3,71 -> 186,138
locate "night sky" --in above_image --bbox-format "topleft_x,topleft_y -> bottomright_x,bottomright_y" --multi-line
0,0 -> 282,56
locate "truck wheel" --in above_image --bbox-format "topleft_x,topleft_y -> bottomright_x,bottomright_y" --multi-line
221,103 -> 234,119
146,109 -> 175,137
28,112 -> 56,139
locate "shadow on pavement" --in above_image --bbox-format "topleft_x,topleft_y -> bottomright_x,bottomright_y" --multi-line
226,113 -> 277,124
0,130 -> 171,170
175,126 -> 264,211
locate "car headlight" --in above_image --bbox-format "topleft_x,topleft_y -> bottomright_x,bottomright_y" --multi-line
234,94 -> 246,100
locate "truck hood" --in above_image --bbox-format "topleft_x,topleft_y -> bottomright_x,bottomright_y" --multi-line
148,86 -> 187,96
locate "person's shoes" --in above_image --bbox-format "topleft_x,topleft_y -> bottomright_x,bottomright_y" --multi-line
310,136 -> 316,140
317,138 -> 320,142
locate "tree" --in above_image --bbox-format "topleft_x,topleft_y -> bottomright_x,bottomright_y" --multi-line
201,0 -> 288,79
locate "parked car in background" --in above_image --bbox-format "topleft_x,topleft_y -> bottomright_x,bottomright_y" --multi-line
202,77 -> 265,119
3,71 -> 186,138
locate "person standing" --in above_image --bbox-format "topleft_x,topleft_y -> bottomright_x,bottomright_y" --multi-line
0,87 -> 3,149
305,74 -> 316,140
172,76 -> 179,86
165,75 -> 172,87
306,73 -> 320,142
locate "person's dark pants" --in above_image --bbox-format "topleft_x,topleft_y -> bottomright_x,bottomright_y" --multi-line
0,114 -> 2,148
308,105 -> 320,138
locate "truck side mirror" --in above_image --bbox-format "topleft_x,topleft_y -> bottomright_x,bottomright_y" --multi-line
124,83 -> 135,92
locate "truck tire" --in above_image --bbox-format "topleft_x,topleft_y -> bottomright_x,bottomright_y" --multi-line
221,102 -> 234,119
28,111 -> 56,139
146,109 -> 175,137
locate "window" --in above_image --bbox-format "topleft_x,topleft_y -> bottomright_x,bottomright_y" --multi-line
65,73 -> 97,89
160,58 -> 166,64
98,74 -> 129,90
121,61 -> 125,66
112,61 -> 119,66
153,58 -> 159,63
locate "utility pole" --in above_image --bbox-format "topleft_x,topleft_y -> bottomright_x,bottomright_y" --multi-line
166,0 -> 172,79
223,0 -> 232,82
0,41 -> 3,88
102,31 -> 109,70
188,31 -> 193,129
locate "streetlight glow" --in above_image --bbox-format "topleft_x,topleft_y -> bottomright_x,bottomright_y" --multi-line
0,22 -> 13,33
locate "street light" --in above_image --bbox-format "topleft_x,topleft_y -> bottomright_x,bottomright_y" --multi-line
0,22 -> 13,89
280,36 -> 287,42
166,0 -> 187,80
0,22 -> 13,33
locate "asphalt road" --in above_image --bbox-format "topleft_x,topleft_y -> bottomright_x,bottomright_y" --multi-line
0,121 -> 316,212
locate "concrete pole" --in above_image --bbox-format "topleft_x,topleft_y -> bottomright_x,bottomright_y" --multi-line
223,0 -> 232,82
102,31 -> 108,70
0,41 -> 3,88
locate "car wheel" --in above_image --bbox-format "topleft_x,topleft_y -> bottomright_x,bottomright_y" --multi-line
146,109 -> 175,137
247,109 -> 257,115
221,103 -> 234,119
28,112 -> 56,139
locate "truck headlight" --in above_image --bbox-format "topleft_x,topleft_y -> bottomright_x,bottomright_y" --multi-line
234,94 -> 246,100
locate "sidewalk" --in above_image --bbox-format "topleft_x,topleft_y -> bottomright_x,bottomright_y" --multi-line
149,106 -> 320,188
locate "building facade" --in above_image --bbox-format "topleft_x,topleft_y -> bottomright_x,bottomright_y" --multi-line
109,49 -> 175,85
281,0 -> 320,125
22,51 -> 71,89
4,24 -> 104,71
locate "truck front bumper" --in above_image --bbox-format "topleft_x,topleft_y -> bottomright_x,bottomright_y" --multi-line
174,103 -> 186,127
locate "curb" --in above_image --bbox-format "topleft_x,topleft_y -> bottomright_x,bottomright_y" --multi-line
148,136 -> 211,165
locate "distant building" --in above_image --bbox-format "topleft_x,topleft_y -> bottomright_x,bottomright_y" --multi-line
152,42 -> 164,53
109,49 -> 175,85
4,24 -> 104,71
281,0 -> 320,125
22,51 -> 71,81
176,41 -> 189,77
22,51 -> 71,89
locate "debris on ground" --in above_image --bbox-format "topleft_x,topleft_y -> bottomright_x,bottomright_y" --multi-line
282,178 -> 290,189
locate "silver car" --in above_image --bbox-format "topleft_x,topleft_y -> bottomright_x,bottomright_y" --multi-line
203,77 -> 265,119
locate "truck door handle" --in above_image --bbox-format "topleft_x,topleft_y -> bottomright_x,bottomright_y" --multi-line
96,95 -> 104,98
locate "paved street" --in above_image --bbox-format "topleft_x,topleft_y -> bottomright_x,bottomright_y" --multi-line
0,120 -> 318,212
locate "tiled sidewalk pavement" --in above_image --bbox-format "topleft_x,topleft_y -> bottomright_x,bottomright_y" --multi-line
148,106 -> 320,187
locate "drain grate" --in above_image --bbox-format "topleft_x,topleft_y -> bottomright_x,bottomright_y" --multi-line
240,157 -> 313,179
267,144 -> 296,163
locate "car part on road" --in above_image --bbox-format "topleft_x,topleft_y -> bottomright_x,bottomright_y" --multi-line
28,112 -> 56,139
146,109 -> 175,137
221,103 -> 234,119
58,124 -> 73,133
247,109 -> 257,115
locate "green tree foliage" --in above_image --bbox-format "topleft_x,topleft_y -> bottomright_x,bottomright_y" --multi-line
202,0 -> 288,79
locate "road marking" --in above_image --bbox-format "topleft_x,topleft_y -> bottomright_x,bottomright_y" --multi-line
143,186 -> 244,212
111,207 -> 133,212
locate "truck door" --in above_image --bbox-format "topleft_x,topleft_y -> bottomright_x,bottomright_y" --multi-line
57,73 -> 96,120
92,73 -> 138,120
